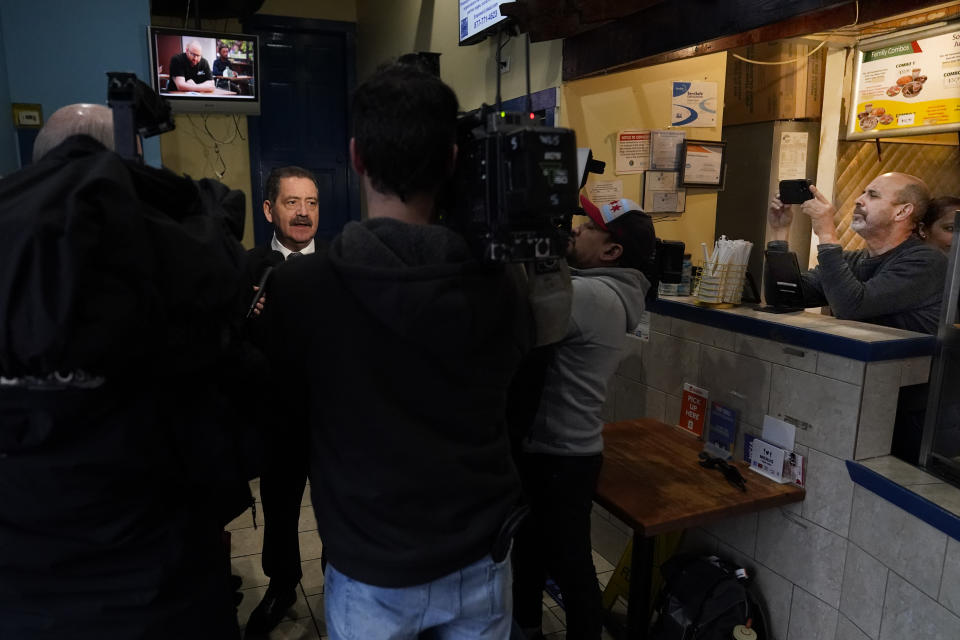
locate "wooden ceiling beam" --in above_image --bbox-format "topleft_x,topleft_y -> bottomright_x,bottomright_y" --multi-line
501,0 -> 667,42
561,0 -> 955,80
575,0 -> 666,23
499,1 -> 587,43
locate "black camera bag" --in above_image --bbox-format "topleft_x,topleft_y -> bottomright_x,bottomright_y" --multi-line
649,554 -> 767,640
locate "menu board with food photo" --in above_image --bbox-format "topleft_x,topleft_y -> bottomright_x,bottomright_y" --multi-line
847,24 -> 960,140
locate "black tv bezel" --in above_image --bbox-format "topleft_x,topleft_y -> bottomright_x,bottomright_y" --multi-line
148,25 -> 261,115
458,1 -> 512,46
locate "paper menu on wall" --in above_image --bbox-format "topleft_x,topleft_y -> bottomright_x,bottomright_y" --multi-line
777,131 -> 808,180
615,130 -> 650,174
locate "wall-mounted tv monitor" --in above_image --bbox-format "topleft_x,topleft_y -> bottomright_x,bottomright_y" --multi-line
148,26 -> 260,115
459,0 -> 511,46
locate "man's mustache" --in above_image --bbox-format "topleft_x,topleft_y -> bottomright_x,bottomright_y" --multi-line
290,216 -> 313,226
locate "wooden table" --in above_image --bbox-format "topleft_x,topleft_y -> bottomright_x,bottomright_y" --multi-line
595,419 -> 805,639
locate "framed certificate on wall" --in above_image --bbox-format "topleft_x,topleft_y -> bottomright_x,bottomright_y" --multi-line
680,140 -> 726,188
642,170 -> 686,213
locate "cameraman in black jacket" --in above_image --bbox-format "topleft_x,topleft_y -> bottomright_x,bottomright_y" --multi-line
0,103 -> 253,639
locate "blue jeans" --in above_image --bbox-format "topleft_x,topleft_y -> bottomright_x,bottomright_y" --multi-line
324,554 -> 513,640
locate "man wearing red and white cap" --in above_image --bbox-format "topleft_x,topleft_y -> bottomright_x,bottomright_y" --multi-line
512,195 -> 656,640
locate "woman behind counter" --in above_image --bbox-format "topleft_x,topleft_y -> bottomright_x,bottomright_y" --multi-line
919,196 -> 958,254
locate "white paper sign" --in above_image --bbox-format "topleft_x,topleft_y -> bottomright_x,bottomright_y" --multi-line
615,130 -> 650,174
762,414 -> 797,451
777,132 -> 808,180
672,81 -> 718,127
587,180 -> 623,203
750,438 -> 787,483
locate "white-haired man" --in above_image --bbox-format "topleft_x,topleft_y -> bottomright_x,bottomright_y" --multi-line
32,103 -> 114,162
0,100 -> 252,639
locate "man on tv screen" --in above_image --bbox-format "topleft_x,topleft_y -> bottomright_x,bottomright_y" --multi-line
212,45 -> 233,90
167,40 -> 214,93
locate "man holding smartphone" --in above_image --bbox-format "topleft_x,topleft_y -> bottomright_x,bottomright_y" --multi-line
767,171 -> 946,334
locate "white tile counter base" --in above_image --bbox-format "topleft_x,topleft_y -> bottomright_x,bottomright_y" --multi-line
604,316 -> 931,463
596,313 -> 949,640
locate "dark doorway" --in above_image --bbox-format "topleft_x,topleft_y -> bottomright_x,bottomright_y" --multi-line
244,15 -> 358,246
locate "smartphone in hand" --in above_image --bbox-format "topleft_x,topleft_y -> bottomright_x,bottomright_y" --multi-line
778,179 -> 814,204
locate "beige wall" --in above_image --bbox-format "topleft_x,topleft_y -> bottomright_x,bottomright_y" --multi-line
355,0 -> 562,110
561,53 -> 727,253
159,114 -> 256,246
154,1 -> 356,248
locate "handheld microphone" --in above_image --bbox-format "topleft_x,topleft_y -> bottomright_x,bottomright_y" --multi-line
245,266 -> 273,319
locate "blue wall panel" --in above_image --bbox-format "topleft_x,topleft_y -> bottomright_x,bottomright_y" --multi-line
0,0 -> 161,167
0,11 -> 17,175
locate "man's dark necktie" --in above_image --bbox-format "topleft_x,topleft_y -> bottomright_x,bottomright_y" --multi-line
287,251 -> 303,260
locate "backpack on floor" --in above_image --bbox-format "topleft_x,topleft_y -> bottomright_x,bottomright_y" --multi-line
649,554 -> 768,640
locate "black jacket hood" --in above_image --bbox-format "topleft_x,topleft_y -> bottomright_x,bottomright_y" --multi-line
0,135 -> 247,377
327,218 -> 526,358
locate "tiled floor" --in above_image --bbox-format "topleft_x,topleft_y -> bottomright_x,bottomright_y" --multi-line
229,479 -> 625,639
229,479 -> 325,639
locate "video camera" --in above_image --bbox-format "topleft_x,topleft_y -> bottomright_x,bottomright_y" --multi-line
447,107 -> 579,263
106,72 -> 175,160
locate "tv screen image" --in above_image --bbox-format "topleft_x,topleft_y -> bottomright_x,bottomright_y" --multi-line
459,0 -> 510,45
149,26 -> 259,114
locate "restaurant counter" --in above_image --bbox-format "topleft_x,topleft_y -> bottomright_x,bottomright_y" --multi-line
606,296 -> 935,463
594,296 -> 960,639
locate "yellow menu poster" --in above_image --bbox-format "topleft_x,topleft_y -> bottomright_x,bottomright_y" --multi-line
848,24 -> 960,140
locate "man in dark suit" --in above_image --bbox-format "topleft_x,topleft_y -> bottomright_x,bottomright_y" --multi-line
244,166 -> 320,636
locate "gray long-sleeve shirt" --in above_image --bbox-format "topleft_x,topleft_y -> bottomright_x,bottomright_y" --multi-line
799,235 -> 946,334
523,267 -> 650,456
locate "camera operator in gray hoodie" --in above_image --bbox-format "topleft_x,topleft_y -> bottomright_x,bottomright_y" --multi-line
512,196 -> 656,640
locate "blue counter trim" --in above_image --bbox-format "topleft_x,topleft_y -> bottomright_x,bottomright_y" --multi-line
846,460 -> 960,542
649,299 -> 936,362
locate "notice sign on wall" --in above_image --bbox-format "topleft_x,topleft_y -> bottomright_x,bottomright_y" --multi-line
848,24 -> 960,139
679,382 -> 709,437
615,130 -> 650,174
587,179 -> 623,203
